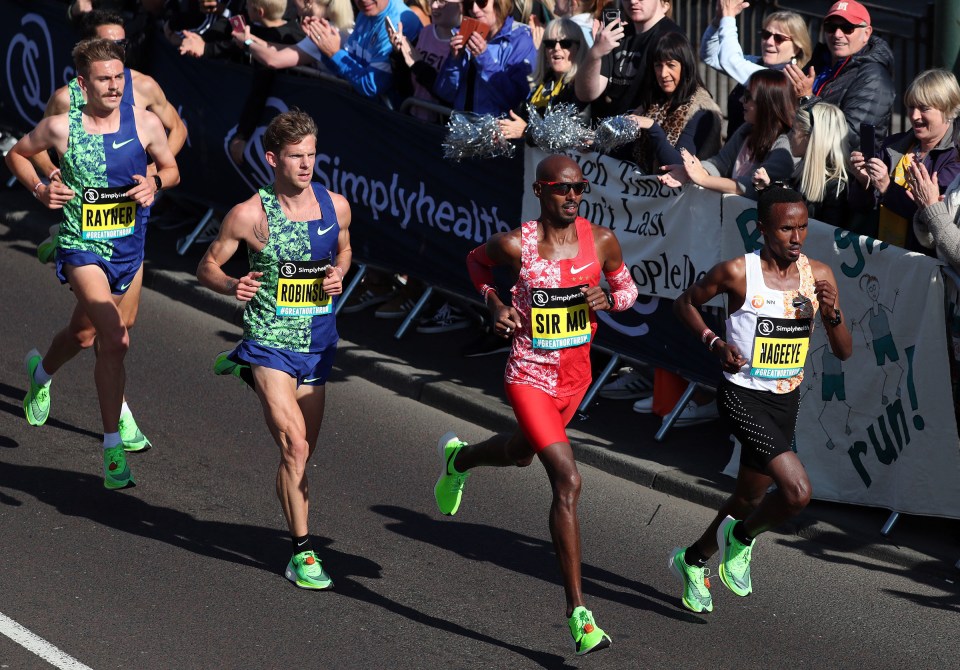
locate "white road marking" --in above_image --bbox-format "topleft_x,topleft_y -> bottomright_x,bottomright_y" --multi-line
0,612 -> 94,670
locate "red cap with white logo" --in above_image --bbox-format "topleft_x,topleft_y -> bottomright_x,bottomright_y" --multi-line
825,1 -> 871,26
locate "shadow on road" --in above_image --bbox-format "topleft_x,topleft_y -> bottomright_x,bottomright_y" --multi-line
373,504 -> 705,626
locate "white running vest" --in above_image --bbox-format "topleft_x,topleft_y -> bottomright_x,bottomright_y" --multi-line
724,250 -> 818,394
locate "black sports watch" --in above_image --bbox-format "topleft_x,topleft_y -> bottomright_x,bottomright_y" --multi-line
153,174 -> 163,192
824,309 -> 842,327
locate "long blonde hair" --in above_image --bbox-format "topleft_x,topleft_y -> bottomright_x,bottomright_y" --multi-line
795,103 -> 848,204
531,18 -> 586,86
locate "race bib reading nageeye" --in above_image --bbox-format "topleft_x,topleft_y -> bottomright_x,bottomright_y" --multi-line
80,186 -> 136,239
531,286 -> 590,350
750,317 -> 811,378
276,260 -> 331,316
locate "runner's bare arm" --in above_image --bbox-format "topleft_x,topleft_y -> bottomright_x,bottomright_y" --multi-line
197,196 -> 264,301
30,86 -> 72,179
127,108 -> 180,207
135,73 -> 188,155
675,258 -> 748,372
4,116 -> 75,209
322,192 -> 352,296
810,260 -> 853,361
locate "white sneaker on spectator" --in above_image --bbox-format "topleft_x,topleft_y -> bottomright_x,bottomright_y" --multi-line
599,367 -> 653,399
342,288 -> 395,314
632,396 -> 654,414
375,294 -> 415,319
417,302 -> 471,334
674,401 -> 719,426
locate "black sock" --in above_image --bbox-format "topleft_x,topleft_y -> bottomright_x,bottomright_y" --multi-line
684,545 -> 708,567
292,535 -> 312,555
732,520 -> 754,545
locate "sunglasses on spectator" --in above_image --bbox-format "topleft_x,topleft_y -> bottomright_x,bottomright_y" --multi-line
543,38 -> 579,49
823,21 -> 865,35
537,180 -> 588,195
113,39 -> 128,50
463,0 -> 490,8
758,29 -> 792,45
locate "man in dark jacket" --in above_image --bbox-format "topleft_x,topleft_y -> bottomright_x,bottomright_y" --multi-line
785,0 -> 895,150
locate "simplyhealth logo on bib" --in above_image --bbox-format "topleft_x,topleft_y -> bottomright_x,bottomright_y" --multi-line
531,286 -> 591,350
81,186 -> 136,239
276,260 -> 332,316
750,317 -> 811,379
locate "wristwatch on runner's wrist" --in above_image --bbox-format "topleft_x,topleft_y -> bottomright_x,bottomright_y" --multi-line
824,309 -> 842,327
153,174 -> 163,192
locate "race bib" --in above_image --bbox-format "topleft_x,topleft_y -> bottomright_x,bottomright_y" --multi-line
750,317 -> 811,379
276,260 -> 331,316
531,286 -> 590,350
80,186 -> 136,239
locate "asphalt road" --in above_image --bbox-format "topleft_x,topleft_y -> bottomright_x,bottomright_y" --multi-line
1,209 -> 959,669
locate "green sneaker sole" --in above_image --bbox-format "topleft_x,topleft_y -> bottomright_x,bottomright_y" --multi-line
23,351 -> 51,427
284,556 -> 333,590
668,547 -> 713,613
716,517 -> 752,597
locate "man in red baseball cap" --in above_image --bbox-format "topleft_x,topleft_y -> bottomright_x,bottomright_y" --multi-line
784,0 -> 895,150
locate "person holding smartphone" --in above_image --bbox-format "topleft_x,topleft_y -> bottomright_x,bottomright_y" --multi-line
850,69 -> 960,249
574,0 -> 679,127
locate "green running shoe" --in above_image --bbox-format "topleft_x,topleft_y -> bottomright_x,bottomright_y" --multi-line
23,349 -> 51,427
717,516 -> 753,597
119,409 -> 152,452
434,431 -> 469,516
668,547 -> 713,613
37,224 -> 60,264
568,606 -> 611,656
213,350 -> 255,390
103,447 -> 135,490
284,550 -> 333,590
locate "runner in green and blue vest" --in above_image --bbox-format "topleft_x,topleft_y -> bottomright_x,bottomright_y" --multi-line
5,38 -> 179,490
197,109 -> 353,590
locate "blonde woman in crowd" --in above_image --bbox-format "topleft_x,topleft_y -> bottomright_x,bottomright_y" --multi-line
755,103 -> 851,227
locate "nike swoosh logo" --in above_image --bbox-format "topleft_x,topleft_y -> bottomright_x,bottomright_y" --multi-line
303,377 -> 322,383
570,262 -> 594,274
119,282 -> 132,291
317,224 -> 335,235
112,138 -> 135,149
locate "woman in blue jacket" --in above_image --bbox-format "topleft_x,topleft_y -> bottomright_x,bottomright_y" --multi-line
434,0 -> 537,115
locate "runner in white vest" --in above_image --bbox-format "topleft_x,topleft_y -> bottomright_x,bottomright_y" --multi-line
667,185 -> 852,613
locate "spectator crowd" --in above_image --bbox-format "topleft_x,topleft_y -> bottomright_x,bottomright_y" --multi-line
56,0 -> 960,422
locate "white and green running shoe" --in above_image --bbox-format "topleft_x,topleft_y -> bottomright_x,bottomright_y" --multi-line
285,550 -> 333,590
103,447 -> 135,490
568,606 -> 611,655
434,432 -> 469,516
119,408 -> 152,452
37,224 -> 60,264
717,516 -> 754,597
668,547 -> 713,613
23,349 -> 51,427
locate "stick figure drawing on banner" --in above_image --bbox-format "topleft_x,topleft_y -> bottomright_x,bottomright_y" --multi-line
806,339 -> 853,449
852,274 -> 903,405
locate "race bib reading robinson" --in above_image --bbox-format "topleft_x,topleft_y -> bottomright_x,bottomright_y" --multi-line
276,260 -> 332,316
81,186 -> 136,239
750,317 -> 811,378
531,286 -> 590,350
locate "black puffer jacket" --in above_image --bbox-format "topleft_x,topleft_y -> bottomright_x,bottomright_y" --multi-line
805,36 -> 897,150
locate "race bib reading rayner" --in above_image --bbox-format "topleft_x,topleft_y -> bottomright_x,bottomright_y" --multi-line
750,317 -> 811,378
531,286 -> 590,350
276,260 -> 332,316
81,186 -> 136,239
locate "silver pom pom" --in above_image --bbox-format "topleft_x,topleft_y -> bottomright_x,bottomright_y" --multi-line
527,103 -> 593,153
442,112 -> 515,161
592,115 -> 640,155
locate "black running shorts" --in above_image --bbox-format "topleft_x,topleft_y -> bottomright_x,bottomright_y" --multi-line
718,380 -> 801,471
